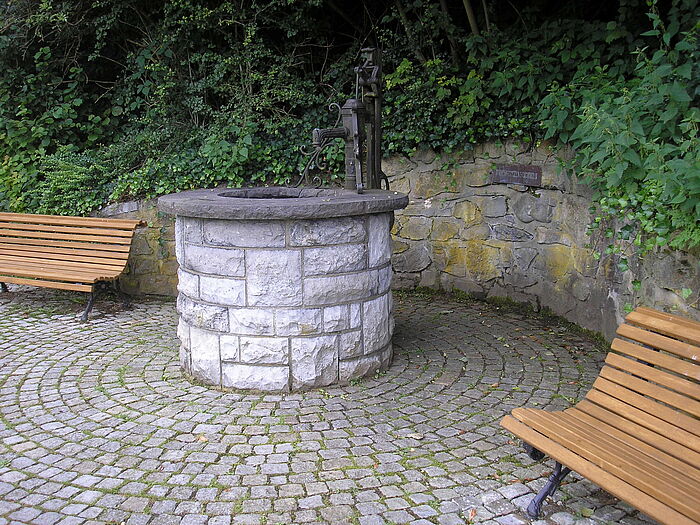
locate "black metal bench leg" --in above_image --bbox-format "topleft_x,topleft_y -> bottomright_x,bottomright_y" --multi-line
0,282 -> 8,293
527,462 -> 571,518
81,292 -> 96,322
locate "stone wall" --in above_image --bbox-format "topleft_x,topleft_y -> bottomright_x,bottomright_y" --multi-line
100,143 -> 699,341
98,200 -> 178,296
387,143 -> 700,340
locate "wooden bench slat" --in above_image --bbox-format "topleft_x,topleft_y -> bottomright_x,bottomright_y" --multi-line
635,306 -> 700,330
501,415 -> 698,525
599,364 -> 700,417
626,310 -> 700,346
592,376 -> 700,437
558,410 -> 700,486
0,254 -> 126,273
545,412 -> 700,498
0,263 -> 114,283
511,409 -> 700,520
0,212 -> 142,229
0,245 -> 130,263
605,352 -> 700,401
567,406 -> 700,478
576,399 -> 700,469
616,324 -> 700,363
610,338 -> 700,380
0,221 -> 136,237
0,275 -> 93,292
1,236 -> 131,252
0,228 -> 133,245
585,389 -> 700,451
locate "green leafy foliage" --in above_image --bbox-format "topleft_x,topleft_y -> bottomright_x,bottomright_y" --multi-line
0,0 -> 697,255
540,0 -> 700,251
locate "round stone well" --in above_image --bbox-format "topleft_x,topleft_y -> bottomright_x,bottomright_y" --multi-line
158,187 -> 408,392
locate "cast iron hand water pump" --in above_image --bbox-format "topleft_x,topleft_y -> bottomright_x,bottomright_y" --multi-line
300,48 -> 388,193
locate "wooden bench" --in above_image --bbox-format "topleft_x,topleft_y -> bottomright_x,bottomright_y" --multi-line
0,212 -> 142,321
501,306 -> 700,525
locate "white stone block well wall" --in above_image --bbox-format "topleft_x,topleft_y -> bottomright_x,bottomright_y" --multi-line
175,213 -> 396,392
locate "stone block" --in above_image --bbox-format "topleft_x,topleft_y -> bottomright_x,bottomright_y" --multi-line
412,170 -> 459,198
392,244 -> 431,273
131,256 -> 159,275
513,248 -> 538,272
362,294 -> 389,354
304,271 -> 378,306
472,195 -> 507,218
377,265 -> 393,295
204,219 -> 285,248
220,335 -> 239,361
130,235 -> 153,256
350,303 -> 361,329
511,194 -> 554,223
431,219 -> 460,241
490,224 -> 534,242
184,245 -> 245,277
183,217 -> 203,244
453,201 -> 482,227
338,329 -> 363,359
177,269 -> 199,299
323,305 -> 350,332
303,244 -> 367,276
177,295 -> 228,332
459,224 -> 491,241
179,345 -> 190,372
239,336 -> 289,365
177,319 -> 190,350
199,275 -> 245,306
229,308 -> 275,336
368,213 -> 392,267
290,217 -> 366,246
339,353 -> 382,382
400,216 -> 432,240
452,162 -> 492,187
175,220 -> 184,264
393,239 -> 409,254
222,364 -> 289,392
291,335 -> 338,389
189,327 -> 221,385
275,308 -> 322,336
246,249 -> 302,306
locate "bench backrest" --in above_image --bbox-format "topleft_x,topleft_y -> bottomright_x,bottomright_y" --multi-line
0,212 -> 142,287
585,307 -> 700,465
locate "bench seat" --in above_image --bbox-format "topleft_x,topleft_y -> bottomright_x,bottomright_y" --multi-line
501,307 -> 700,525
0,212 -> 142,317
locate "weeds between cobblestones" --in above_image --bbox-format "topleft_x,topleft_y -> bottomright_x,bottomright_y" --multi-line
0,287 -> 656,525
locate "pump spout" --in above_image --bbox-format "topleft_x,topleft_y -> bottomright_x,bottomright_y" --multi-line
312,127 -> 347,147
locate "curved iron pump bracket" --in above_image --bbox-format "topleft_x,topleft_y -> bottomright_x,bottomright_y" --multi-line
297,48 -> 387,193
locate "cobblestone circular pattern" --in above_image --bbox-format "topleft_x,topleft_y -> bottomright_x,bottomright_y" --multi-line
0,287 -> 656,525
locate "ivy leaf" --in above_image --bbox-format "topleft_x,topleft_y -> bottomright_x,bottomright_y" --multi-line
669,82 -> 691,103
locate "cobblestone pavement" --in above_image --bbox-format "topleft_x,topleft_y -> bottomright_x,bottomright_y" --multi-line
0,287 -> 656,525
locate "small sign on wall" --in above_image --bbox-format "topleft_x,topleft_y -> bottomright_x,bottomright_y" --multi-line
489,164 -> 542,187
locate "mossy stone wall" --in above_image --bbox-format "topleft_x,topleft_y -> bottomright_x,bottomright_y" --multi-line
387,143 -> 699,339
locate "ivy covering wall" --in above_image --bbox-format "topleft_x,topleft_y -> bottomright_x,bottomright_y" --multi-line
0,0 -> 698,254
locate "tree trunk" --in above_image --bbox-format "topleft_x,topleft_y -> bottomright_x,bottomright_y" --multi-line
394,0 -> 427,65
438,0 -> 461,66
461,0 -> 480,36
